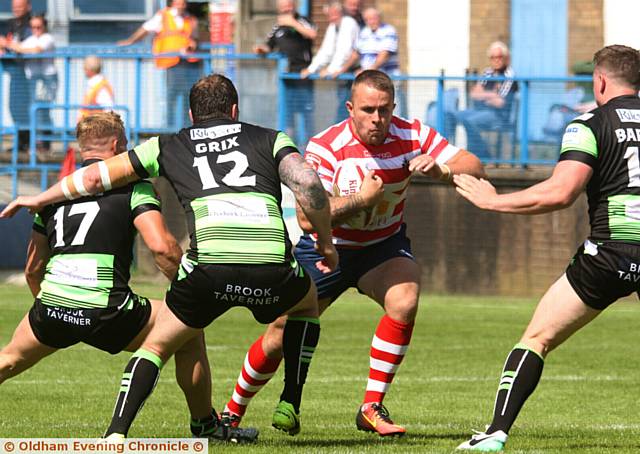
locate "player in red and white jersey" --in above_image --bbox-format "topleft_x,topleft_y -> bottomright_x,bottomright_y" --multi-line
223,70 -> 485,436
306,111 -> 460,247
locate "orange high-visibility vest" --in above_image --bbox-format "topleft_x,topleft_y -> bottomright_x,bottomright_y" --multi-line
152,8 -> 199,69
79,77 -> 114,119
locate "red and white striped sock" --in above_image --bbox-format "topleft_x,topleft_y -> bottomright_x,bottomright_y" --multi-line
364,314 -> 414,404
224,335 -> 282,417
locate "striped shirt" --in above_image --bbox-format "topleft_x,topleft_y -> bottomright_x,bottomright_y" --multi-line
356,23 -> 399,74
305,116 -> 460,247
480,65 -> 517,99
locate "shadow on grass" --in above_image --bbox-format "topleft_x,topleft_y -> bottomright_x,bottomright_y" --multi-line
278,431 -> 469,448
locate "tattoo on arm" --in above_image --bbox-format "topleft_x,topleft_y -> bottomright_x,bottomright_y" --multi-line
279,153 -> 328,210
330,194 -> 366,225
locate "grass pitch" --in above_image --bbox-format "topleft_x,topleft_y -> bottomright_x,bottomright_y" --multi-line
1,282 -> 640,453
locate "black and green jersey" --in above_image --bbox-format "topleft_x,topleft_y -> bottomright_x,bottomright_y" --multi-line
128,119 -> 299,265
33,159 -> 160,309
559,94 -> 640,242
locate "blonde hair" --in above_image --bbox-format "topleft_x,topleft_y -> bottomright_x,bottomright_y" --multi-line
76,111 -> 125,152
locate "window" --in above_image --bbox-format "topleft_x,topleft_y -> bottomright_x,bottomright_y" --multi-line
68,0 -> 154,21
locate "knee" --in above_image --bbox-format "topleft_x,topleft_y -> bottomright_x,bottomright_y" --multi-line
385,289 -> 419,324
519,333 -> 554,358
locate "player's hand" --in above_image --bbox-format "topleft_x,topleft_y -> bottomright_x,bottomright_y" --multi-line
314,240 -> 338,274
300,68 -> 311,79
0,195 -> 44,218
359,170 -> 384,207
453,174 -> 498,210
408,154 -> 448,180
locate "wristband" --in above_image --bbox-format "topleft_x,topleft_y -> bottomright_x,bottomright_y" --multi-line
440,164 -> 453,182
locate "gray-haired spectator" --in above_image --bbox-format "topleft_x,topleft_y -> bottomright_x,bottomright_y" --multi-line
79,56 -> 115,119
338,7 -> 399,77
454,41 -> 517,159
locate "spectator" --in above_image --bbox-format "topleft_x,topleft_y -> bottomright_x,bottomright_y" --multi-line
79,56 -> 114,119
336,8 -> 405,116
8,14 -> 57,154
300,1 -> 358,122
118,0 -> 200,130
343,0 -> 364,28
0,0 -> 32,152
255,0 -> 317,147
454,41 -> 517,159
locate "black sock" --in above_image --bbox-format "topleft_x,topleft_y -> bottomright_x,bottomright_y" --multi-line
190,408 -> 218,436
105,349 -> 164,437
487,343 -> 544,434
279,317 -> 320,412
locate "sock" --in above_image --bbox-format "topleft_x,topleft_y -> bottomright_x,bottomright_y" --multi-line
190,408 -> 218,437
279,317 -> 320,412
224,335 -> 282,417
486,343 -> 545,434
105,349 -> 164,437
364,314 -> 414,404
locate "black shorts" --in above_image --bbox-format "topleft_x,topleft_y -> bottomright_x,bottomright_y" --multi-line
28,294 -> 151,354
165,262 -> 311,328
566,240 -> 640,310
294,223 -> 414,301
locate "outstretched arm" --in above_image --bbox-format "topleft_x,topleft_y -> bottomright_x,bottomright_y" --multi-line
454,160 -> 592,214
1,152 -> 140,218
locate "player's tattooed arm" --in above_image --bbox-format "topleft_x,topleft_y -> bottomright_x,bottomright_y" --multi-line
279,153 -> 329,212
329,171 -> 384,226
279,153 -> 333,243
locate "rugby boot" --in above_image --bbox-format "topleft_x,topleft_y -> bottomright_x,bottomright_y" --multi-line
272,400 -> 301,435
457,429 -> 508,451
355,402 -> 406,437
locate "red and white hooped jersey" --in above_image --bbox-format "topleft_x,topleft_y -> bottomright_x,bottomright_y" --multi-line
305,116 -> 460,247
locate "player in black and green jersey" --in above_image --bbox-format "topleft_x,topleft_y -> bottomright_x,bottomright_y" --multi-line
1,74 -> 337,439
452,45 -> 640,451
0,112 -> 241,439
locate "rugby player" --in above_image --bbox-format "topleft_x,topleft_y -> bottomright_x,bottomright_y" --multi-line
454,45 -> 640,451
221,69 -> 486,436
0,112 -> 230,439
0,74 -> 337,440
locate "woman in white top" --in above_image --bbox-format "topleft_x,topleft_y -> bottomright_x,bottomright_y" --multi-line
8,15 -> 57,152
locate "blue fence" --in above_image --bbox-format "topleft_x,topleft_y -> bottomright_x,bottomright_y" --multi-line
0,45 -> 594,199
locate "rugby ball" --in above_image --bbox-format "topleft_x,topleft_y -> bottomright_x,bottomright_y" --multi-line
332,161 -> 375,229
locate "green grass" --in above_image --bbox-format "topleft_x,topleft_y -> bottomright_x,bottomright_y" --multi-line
1,282 -> 640,453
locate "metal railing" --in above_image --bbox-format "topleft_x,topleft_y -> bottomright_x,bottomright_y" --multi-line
0,44 -> 595,197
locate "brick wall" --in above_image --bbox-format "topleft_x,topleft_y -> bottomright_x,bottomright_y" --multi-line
568,0 -> 603,72
469,0 -> 511,73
